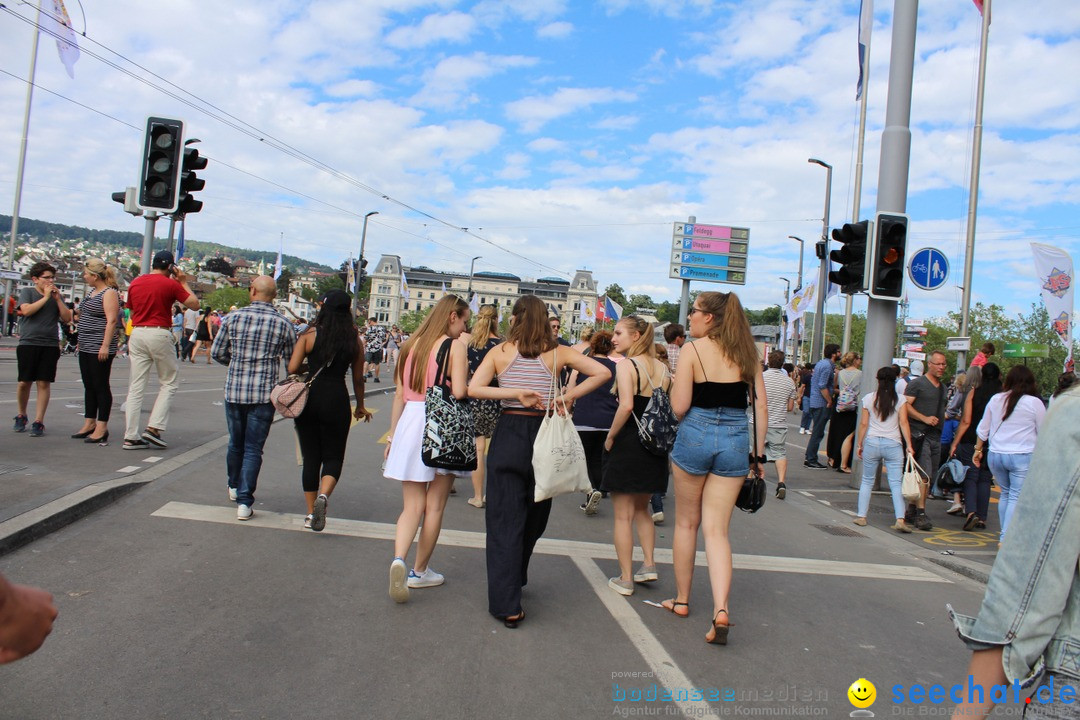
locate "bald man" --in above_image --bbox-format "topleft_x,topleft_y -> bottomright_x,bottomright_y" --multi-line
212,276 -> 297,520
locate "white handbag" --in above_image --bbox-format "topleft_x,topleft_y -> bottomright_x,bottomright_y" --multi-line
902,454 -> 925,504
532,347 -> 591,502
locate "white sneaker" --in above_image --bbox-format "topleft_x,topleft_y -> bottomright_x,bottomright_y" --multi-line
652,511 -> 664,524
389,558 -> 409,603
407,567 -> 445,589
237,504 -> 252,521
228,487 -> 237,502
304,514 -> 314,529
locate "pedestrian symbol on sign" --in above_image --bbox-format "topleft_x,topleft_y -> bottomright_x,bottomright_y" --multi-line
908,248 -> 949,291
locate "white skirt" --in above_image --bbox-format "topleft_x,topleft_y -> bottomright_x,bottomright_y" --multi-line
384,401 -> 469,483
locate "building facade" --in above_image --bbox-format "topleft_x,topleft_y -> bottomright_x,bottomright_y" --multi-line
367,254 -> 598,335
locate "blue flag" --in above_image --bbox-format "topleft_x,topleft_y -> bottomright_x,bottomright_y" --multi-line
176,220 -> 185,260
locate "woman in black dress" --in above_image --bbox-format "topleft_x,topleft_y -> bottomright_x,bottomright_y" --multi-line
603,316 -> 670,596
287,290 -> 371,531
465,304 -> 502,508
189,307 -> 216,364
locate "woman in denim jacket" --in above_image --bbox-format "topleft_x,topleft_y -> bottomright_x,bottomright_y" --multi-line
949,386 -> 1080,717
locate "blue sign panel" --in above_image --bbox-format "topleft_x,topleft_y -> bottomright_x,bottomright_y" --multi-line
908,247 -> 949,290
672,266 -> 747,284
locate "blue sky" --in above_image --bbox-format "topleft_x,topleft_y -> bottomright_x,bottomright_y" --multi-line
1,0 -> 1078,325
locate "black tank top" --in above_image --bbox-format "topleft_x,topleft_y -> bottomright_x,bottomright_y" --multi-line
688,343 -> 748,409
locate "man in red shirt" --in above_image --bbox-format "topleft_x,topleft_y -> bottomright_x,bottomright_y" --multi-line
122,251 -> 199,450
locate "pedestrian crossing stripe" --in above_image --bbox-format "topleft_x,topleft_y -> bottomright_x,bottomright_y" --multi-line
151,501 -> 949,583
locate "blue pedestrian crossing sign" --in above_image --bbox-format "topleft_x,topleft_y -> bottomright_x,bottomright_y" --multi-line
908,247 -> 949,291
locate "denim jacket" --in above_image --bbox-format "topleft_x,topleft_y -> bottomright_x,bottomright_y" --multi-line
948,386 -> 1080,687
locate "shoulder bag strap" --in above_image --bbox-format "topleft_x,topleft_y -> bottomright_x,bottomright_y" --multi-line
432,337 -> 453,388
547,346 -> 559,413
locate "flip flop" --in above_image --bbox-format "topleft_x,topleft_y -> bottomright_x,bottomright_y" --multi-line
660,598 -> 689,618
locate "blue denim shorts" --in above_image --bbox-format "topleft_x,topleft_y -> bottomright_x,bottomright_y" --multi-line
670,406 -> 750,477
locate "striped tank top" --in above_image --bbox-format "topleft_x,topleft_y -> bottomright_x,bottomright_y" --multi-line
498,351 -> 554,409
78,287 -> 119,355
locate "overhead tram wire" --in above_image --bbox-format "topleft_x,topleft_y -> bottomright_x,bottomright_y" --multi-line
1,4 -> 569,277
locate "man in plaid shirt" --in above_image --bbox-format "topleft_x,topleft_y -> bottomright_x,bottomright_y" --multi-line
211,276 -> 297,520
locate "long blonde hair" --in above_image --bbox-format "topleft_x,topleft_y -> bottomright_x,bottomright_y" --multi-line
396,295 -> 470,394
85,257 -> 119,289
469,304 -> 499,349
618,316 -> 655,360
696,291 -> 759,383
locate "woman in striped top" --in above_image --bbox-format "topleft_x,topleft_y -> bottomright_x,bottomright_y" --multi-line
469,294 -> 610,627
72,258 -> 120,444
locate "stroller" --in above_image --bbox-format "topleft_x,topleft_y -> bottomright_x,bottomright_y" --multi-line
61,323 -> 78,355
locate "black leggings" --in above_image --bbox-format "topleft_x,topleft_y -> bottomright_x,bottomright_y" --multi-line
578,430 -> 607,491
78,352 -> 114,421
293,386 -> 350,492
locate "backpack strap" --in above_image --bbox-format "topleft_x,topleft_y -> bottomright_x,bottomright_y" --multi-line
432,337 -> 454,388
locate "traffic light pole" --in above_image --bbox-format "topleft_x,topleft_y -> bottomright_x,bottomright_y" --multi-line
140,212 -> 159,276
864,0 -> 917,387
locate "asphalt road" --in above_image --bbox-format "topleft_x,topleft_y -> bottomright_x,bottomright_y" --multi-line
0,376 -> 1008,719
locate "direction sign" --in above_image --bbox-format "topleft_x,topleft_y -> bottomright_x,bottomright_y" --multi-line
0,270 -> 21,282
904,326 -> 927,334
908,248 -> 949,291
903,343 -> 925,353
1003,343 -> 1050,359
670,221 -> 750,286
670,265 -> 747,284
905,351 -> 927,361
905,319 -> 924,327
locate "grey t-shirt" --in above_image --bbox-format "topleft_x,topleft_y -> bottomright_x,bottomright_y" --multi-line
904,375 -> 946,437
18,287 -> 63,347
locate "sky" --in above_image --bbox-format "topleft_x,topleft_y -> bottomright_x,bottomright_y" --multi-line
1,0 -> 1078,326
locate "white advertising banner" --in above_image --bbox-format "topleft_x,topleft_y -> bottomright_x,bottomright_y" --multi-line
1030,243 -> 1075,372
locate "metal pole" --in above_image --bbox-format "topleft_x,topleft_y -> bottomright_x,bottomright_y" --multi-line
3,0 -> 43,336
788,236 -> 804,362
808,159 -> 833,362
140,212 -> 159,276
166,216 -> 177,256
956,0 -> 991,369
780,277 -> 791,358
844,19 -> 873,354
865,0 -> 917,388
467,256 -> 481,297
352,211 -> 378,318
678,215 -> 695,329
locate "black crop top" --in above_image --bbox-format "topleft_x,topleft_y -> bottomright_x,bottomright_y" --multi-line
688,344 -> 749,409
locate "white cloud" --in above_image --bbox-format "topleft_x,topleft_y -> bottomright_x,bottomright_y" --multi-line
384,11 -> 477,49
527,137 -> 568,152
505,87 -> 637,132
537,21 -> 573,39
324,79 -> 379,98
411,53 -> 537,109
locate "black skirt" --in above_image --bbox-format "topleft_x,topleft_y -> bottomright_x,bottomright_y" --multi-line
601,420 -> 669,494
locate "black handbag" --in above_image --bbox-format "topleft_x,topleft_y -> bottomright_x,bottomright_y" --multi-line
736,383 -> 766,513
421,338 -> 477,471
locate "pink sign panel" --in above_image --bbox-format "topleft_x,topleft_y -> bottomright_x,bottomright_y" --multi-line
677,237 -> 748,254
683,223 -> 732,239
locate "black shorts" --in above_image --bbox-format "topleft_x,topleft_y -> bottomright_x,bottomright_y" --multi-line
365,350 -> 384,364
17,344 -> 61,383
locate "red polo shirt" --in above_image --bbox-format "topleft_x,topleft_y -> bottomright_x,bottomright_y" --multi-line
126,273 -> 191,327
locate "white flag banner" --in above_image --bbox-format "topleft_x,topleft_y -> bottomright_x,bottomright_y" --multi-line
400,267 -> 410,299
45,0 -> 79,78
784,279 -> 817,322
468,293 -> 480,316
1030,242 -> 1075,372
578,299 -> 594,324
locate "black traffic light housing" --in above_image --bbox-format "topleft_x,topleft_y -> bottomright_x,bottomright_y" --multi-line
137,117 -> 185,212
176,142 -> 207,217
828,220 -> 871,294
869,211 -> 909,300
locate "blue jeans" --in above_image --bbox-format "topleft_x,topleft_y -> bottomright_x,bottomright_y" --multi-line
804,405 -> 830,462
799,397 -> 813,430
987,451 -> 1032,541
857,437 -> 906,519
225,402 -> 275,507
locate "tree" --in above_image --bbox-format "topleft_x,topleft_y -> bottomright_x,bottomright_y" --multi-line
398,306 -> 432,333
276,268 -> 293,298
655,301 -> 679,325
128,263 -> 140,278
627,293 -> 655,313
315,274 -> 346,298
203,257 -> 235,277
203,286 -> 251,312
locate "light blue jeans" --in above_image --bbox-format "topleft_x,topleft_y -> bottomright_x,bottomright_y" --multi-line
987,451 -> 1032,541
857,436 -> 906,519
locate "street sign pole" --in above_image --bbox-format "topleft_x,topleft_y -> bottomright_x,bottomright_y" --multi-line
678,216 -> 694,328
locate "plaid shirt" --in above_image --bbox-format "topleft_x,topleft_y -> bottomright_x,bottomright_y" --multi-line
666,342 -> 681,373
211,302 -> 297,405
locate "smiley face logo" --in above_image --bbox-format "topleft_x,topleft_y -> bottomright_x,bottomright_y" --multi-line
847,678 -> 876,709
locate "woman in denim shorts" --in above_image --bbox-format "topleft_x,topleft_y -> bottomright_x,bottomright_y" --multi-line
664,291 -> 766,645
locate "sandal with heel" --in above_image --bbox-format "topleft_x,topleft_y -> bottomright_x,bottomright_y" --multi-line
706,609 -> 732,645
503,610 -> 525,629
660,598 -> 689,618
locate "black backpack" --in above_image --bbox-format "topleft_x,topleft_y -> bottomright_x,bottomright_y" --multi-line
630,359 -> 678,456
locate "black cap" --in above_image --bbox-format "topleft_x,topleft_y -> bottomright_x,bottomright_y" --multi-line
152,250 -> 175,270
321,289 -> 351,313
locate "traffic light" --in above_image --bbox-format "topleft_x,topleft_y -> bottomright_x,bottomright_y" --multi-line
176,144 -> 207,217
828,220 -> 871,294
869,212 -> 909,300
137,117 -> 184,212
357,256 -> 368,288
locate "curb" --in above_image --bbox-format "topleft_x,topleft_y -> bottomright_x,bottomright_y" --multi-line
926,555 -> 991,584
0,385 -> 395,558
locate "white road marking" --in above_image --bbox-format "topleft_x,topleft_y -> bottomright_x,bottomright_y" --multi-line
116,466 -> 141,473
151,501 -> 949,583
144,456 -> 163,463
571,555 -> 713,717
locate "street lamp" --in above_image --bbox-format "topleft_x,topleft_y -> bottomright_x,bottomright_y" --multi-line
779,277 -> 792,360
788,236 -> 804,362
467,256 -> 481,298
808,158 -> 833,362
352,210 -> 379,319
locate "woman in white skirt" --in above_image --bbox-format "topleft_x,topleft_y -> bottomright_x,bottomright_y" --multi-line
384,295 -> 471,603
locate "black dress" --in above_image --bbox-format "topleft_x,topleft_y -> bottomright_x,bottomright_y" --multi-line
294,333 -> 353,491
601,393 -> 669,494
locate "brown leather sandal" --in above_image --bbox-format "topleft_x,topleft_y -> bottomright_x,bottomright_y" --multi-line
660,598 -> 689,618
706,609 -> 732,645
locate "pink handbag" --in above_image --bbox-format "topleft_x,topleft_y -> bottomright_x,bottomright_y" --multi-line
270,364 -> 327,418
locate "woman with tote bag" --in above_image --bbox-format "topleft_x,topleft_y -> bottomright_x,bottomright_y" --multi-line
853,366 -> 916,532
468,295 -> 609,628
